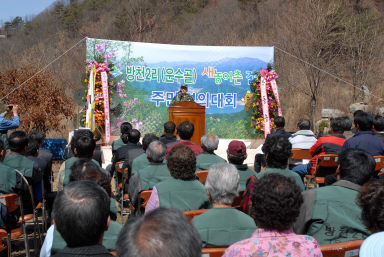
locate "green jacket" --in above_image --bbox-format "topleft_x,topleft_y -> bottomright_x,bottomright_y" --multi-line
3,153 -> 34,179
293,180 -> 370,245
139,163 -> 171,191
196,153 -> 226,171
52,220 -> 122,253
131,154 -> 150,175
256,167 -> 305,191
156,177 -> 211,211
235,165 -> 257,191
0,162 -> 17,194
60,157 -> 108,187
192,208 -> 256,247
170,93 -> 194,105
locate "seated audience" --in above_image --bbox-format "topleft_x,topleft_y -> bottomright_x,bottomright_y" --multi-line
223,174 -> 322,257
254,116 -> 291,172
293,148 -> 375,244
289,118 -> 317,149
159,121 -> 178,148
166,121 -> 203,157
129,141 -> 171,208
196,134 -> 226,171
131,133 -> 159,175
145,144 -> 210,213
50,180 -> 113,257
41,161 -> 122,257
26,140 -> 47,202
343,111 -> 384,155
256,135 -> 304,191
116,207 -> 202,257
373,115 -> 384,143
112,129 -> 144,175
358,179 -> 384,256
292,117 -> 347,178
192,163 -> 256,247
59,135 -> 108,187
112,122 -> 132,153
227,140 -> 256,191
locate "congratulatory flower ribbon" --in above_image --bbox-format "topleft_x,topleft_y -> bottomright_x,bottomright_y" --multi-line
85,66 -> 96,131
270,80 -> 282,116
101,71 -> 111,143
260,77 -> 271,137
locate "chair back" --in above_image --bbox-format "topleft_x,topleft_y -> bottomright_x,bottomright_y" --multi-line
320,239 -> 363,257
291,149 -> 312,160
0,194 -> 19,213
115,161 -> 124,173
139,190 -> 153,208
373,155 -> 384,172
314,154 -> 338,177
183,209 -> 209,221
196,170 -> 209,183
202,248 -> 227,257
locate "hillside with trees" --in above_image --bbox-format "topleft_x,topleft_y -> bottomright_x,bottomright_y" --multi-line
0,0 -> 383,135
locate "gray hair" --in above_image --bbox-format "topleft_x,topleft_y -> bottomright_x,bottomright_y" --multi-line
201,134 -> 219,152
146,141 -> 166,163
205,163 -> 240,204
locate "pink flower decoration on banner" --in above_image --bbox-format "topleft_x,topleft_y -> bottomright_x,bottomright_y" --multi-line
259,68 -> 278,82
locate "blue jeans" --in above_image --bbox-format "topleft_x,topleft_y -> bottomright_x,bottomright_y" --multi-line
292,164 -> 309,177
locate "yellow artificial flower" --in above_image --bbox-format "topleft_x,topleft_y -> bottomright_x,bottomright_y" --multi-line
84,79 -> 88,83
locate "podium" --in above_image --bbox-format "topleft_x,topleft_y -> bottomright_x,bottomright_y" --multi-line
168,101 -> 205,146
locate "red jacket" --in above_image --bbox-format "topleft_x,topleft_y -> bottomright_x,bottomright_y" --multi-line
308,134 -> 346,174
166,140 -> 203,159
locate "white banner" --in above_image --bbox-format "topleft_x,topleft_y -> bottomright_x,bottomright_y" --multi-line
270,79 -> 283,116
260,78 -> 271,137
101,71 -> 111,143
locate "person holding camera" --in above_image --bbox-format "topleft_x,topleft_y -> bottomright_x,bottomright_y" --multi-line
0,105 -> 20,149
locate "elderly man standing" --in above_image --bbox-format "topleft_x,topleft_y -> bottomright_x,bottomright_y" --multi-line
227,140 -> 256,191
129,141 -> 171,209
192,163 -> 256,247
196,135 -> 226,171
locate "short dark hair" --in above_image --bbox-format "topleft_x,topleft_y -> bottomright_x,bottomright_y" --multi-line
262,135 -> 292,169
53,180 -> 110,247
8,131 -> 28,153
353,110 -> 364,117
142,133 -> 159,151
26,140 -> 40,156
28,130 -> 45,145
128,129 -> 141,144
297,118 -> 311,130
120,122 -> 133,134
340,116 -> 352,131
354,112 -> 373,131
116,207 -> 202,257
70,129 -> 94,153
69,159 -> 111,197
358,179 -> 384,232
74,136 -> 96,159
274,116 -> 285,128
176,121 -> 194,140
338,148 -> 375,185
251,173 -> 303,231
164,121 -> 176,134
330,117 -> 345,134
167,144 -> 196,180
373,115 -> 384,132
227,153 -> 246,165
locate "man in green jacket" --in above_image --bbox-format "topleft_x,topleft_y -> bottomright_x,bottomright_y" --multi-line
293,148 -> 375,244
170,84 -> 194,105
196,134 -> 226,171
227,140 -> 256,191
112,122 -> 132,153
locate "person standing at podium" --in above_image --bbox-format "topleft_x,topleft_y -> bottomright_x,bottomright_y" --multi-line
171,84 -> 194,105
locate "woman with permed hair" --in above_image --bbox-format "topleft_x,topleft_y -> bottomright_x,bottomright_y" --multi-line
223,173 -> 322,257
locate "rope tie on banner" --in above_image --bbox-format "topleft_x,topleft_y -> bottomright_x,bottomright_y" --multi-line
0,37 -> 87,102
274,45 -> 384,102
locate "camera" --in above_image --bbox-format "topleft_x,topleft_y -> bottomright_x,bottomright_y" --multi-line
8,105 -> 13,110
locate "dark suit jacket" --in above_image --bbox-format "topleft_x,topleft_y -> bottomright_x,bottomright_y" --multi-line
112,143 -> 144,174
52,244 -> 113,257
374,132 -> 384,144
38,148 -> 53,193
